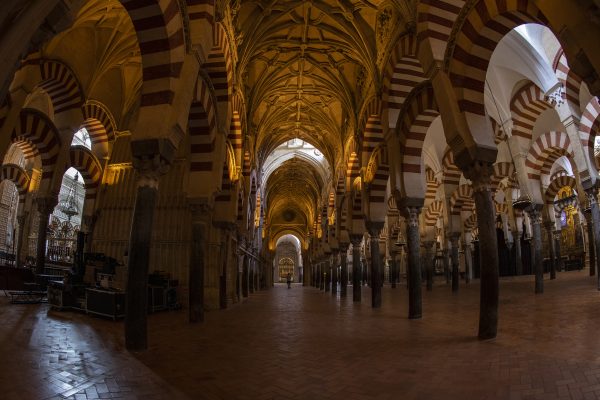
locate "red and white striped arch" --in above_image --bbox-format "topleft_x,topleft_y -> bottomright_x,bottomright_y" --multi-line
525,131 -> 574,181
80,101 -> 117,145
424,200 -> 444,228
383,34 -> 426,129
491,162 -> 515,190
450,184 -> 474,216
425,167 -> 439,204
580,97 -> 600,165
204,23 -> 233,105
544,173 -> 577,205
120,0 -> 185,107
38,60 -> 84,115
188,76 -> 218,173
552,49 -> 582,115
464,213 -> 477,231
68,146 -> 103,199
228,111 -> 242,170
417,0 -> 464,62
442,149 -> 461,187
510,82 -> 554,141
11,109 -> 61,180
0,163 -> 30,203
345,151 -> 360,189
446,1 -> 548,123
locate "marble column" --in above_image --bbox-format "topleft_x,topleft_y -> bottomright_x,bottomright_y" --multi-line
125,138 -> 173,351
324,255 -> 331,292
35,196 -> 58,274
422,241 -> 434,291
464,239 -> 472,284
450,233 -> 460,292
340,244 -> 349,297
81,213 -> 98,253
512,229 -> 523,276
544,221 -> 557,280
467,163 -> 499,340
189,200 -> 209,323
351,235 -> 362,302
586,187 -> 600,291
16,212 -> 28,268
584,209 -> 595,276
527,205 -> 544,294
367,222 -> 384,308
403,205 -> 422,319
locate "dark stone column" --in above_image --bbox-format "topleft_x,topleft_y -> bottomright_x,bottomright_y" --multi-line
81,213 -> 99,253
450,233 -> 460,292
527,205 -> 544,294
367,222 -> 384,308
16,212 -> 28,268
403,205 -> 422,319
584,210 -> 595,276
464,239 -> 472,283
586,187 -> 600,291
340,244 -> 349,297
125,139 -> 174,351
351,235 -> 362,302
189,200 -> 208,323
465,162 -> 499,340
390,249 -> 398,289
512,229 -> 523,276
325,255 -> 331,292
545,221 -> 557,280
423,241 -> 434,291
302,250 -> 310,286
331,251 -> 338,296
553,229 -> 563,272
35,196 -> 58,274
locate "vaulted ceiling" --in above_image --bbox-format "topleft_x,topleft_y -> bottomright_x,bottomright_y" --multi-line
234,0 -> 406,242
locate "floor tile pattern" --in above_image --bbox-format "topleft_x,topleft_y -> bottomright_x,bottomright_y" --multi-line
2,271 -> 600,399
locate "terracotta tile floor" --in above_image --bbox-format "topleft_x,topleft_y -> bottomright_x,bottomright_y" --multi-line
2,270 -> 600,399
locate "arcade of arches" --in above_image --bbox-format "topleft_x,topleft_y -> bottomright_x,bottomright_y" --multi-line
2,0 -> 600,397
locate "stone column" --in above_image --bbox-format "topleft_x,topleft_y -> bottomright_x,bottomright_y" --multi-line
125,138 -> 174,351
553,229 -> 563,272
16,212 -> 28,268
351,235 -> 362,302
331,251 -> 338,295
324,255 -> 331,292
464,238 -> 472,283
450,233 -> 460,292
544,221 -> 557,280
367,222 -> 384,308
340,244 -> 349,297
403,205 -> 422,319
465,163 -> 499,340
189,200 -> 209,323
586,187 -> 600,291
527,206 -> 544,294
81,213 -> 99,253
584,209 -> 595,276
390,249 -> 398,289
422,241 -> 434,291
512,229 -> 523,276
35,196 -> 58,274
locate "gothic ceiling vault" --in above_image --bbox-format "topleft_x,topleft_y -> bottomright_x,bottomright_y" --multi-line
234,0 -> 411,242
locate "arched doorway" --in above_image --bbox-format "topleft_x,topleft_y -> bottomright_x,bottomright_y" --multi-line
274,234 -> 302,283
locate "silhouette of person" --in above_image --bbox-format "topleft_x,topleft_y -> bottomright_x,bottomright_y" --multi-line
286,272 -> 292,289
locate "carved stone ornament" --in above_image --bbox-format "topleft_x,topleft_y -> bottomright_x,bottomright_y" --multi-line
464,161 -> 494,193
131,138 -> 175,189
404,206 -> 421,228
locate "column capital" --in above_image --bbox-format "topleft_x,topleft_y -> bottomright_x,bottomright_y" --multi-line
462,161 -> 494,192
188,197 -> 213,222
422,240 -> 435,249
350,234 -> 363,246
402,206 -> 421,228
449,232 -> 461,244
36,195 -> 58,214
365,221 -> 384,237
526,204 -> 543,224
131,138 -> 175,189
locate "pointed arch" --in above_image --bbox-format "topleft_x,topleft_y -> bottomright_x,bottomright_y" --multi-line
188,76 -> 218,172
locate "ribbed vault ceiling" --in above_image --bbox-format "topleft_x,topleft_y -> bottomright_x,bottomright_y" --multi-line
236,0 -> 386,240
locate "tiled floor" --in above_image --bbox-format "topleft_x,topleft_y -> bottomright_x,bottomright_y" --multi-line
2,270 -> 600,399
